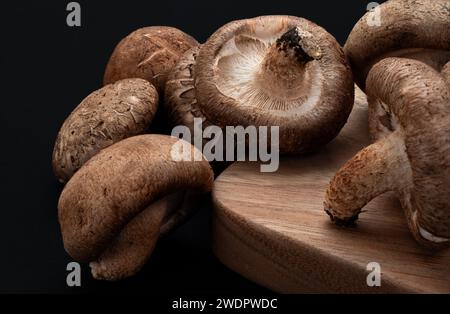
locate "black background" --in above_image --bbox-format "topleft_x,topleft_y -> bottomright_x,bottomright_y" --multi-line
0,0 -> 384,294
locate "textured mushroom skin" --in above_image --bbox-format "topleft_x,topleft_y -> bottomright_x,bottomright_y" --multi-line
195,16 -> 354,154
89,192 -> 181,280
325,131 -> 412,224
52,78 -> 158,183
344,0 -> 450,90
58,134 -> 214,280
442,61 -> 450,86
104,26 -> 198,94
325,58 -> 450,248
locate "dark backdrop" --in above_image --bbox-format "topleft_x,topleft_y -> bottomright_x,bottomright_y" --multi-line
0,0 -> 384,294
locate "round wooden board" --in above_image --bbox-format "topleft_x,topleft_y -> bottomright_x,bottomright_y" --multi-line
212,88 -> 450,293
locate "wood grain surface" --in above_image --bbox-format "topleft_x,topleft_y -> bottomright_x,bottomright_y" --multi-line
212,88 -> 450,293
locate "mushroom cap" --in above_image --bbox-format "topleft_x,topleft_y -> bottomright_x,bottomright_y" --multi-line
58,134 -> 213,276
104,26 -> 198,94
165,45 -> 205,132
344,0 -> 450,90
366,57 -> 450,245
194,15 -> 354,154
52,78 -> 158,183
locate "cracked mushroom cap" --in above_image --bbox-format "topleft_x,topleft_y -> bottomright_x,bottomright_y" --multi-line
344,0 -> 450,90
104,26 -> 199,94
193,16 -> 354,154
324,58 -> 450,248
58,134 -> 214,280
52,78 -> 158,183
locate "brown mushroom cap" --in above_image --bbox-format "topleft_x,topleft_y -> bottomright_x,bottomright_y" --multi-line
194,16 -> 354,154
52,78 -> 158,183
324,58 -> 450,248
344,0 -> 450,90
104,26 -> 199,94
58,134 -> 214,280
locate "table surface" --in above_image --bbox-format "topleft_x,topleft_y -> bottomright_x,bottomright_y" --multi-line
212,88 -> 450,293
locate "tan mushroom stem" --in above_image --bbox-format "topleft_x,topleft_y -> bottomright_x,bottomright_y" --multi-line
324,131 -> 412,225
89,193 -> 178,280
90,189 -> 207,280
257,27 -> 322,97
325,58 -> 450,248
89,191 -> 197,280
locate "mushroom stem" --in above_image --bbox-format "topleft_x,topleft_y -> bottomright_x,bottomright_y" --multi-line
258,27 -> 322,93
89,193 -> 181,281
324,131 -> 412,225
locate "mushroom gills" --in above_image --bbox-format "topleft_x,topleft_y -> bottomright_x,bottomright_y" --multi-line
215,27 -> 324,115
89,191 -> 185,281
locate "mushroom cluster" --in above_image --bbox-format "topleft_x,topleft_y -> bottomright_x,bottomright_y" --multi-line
325,0 -> 450,248
53,1 -> 450,282
54,16 -> 356,280
53,27 -> 214,280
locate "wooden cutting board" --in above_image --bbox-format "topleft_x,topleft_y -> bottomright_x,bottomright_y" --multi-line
211,88 -> 450,293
